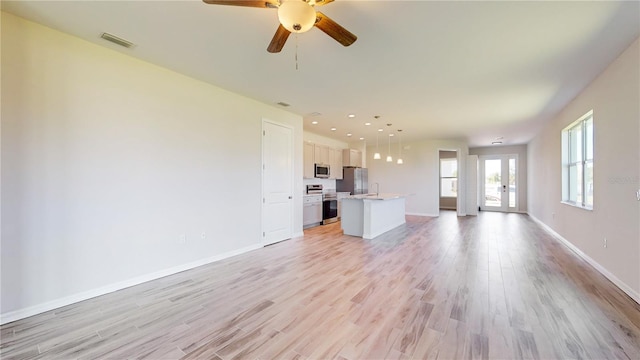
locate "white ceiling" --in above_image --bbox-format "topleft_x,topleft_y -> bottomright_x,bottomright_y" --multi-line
2,0 -> 639,147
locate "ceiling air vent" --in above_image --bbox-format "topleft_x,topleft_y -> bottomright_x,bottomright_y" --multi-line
100,32 -> 135,48
276,102 -> 291,107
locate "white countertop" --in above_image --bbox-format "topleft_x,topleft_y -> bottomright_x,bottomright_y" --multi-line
345,193 -> 406,201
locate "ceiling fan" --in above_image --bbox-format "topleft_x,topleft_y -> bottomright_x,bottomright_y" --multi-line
202,0 -> 357,53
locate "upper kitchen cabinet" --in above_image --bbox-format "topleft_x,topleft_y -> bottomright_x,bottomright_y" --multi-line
343,149 -> 362,168
303,140 -> 346,179
314,144 -> 330,165
303,142 -> 315,179
329,148 -> 343,180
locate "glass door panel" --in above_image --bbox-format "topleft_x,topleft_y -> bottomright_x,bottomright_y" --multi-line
509,158 -> 517,208
484,159 -> 502,208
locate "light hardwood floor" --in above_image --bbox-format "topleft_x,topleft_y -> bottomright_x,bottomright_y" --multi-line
2,212 -> 640,359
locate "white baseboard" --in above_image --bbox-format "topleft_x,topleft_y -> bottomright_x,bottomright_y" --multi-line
0,244 -> 263,325
528,214 -> 640,305
292,231 -> 305,238
406,212 -> 439,217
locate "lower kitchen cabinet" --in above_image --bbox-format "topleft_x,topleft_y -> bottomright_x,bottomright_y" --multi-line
337,192 -> 350,219
303,195 -> 322,228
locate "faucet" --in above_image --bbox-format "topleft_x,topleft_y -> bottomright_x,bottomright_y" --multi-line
371,183 -> 379,196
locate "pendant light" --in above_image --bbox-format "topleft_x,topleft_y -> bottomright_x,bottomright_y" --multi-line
373,116 -> 381,160
397,130 -> 404,165
386,134 -> 393,162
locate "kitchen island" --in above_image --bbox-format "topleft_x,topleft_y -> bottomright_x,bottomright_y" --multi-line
341,194 -> 407,239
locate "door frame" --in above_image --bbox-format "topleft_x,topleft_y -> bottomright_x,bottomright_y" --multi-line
261,118 -> 294,246
436,148 -> 466,217
479,154 -> 518,212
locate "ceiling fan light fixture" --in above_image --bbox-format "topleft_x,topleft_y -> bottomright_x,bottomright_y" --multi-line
278,1 -> 316,33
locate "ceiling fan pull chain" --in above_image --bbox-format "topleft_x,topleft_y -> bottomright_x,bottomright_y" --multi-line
295,33 -> 299,70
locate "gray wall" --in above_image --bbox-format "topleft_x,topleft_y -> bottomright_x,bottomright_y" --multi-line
528,38 -> 639,300
1,13 -> 304,321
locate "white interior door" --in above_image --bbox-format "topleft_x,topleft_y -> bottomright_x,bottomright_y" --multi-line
262,120 -> 293,245
480,155 -> 517,212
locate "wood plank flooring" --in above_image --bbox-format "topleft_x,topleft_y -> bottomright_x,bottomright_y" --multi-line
2,212 -> 640,359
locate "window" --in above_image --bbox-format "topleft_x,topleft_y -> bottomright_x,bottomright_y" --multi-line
562,110 -> 593,209
440,158 -> 458,197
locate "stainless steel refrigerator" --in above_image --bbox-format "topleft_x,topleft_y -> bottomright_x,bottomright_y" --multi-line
337,167 -> 368,195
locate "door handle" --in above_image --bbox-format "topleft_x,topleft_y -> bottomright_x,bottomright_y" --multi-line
502,185 -> 507,192
288,196 -> 292,199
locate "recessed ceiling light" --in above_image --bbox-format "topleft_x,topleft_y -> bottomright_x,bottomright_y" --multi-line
378,128 -> 384,132
492,141 -> 503,145
365,122 -> 371,126
310,112 -> 322,117
311,121 -> 318,125
359,137 -> 365,140
389,134 -> 394,137
347,133 -> 352,137
331,127 -> 337,131
348,114 -> 356,118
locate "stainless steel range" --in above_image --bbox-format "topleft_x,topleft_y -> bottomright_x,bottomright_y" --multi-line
322,191 -> 338,225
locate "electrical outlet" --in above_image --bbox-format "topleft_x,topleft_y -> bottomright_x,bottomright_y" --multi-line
603,237 -> 607,248
179,234 -> 186,244
201,232 -> 206,240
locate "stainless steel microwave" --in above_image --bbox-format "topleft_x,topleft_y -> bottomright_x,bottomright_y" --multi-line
314,163 -> 330,178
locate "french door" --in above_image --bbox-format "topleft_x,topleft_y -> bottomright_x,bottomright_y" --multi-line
479,155 -> 517,212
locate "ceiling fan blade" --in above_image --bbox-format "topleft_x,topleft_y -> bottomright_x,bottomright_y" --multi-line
313,0 -> 335,6
314,11 -> 357,47
267,24 -> 291,53
202,0 -> 279,8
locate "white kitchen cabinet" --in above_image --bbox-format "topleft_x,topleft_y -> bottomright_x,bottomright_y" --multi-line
343,148 -> 362,168
303,141 -> 345,179
314,144 -> 330,165
303,142 -> 315,179
303,195 -> 323,228
329,147 -> 343,180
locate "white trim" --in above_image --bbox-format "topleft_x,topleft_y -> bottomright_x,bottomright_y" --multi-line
0,244 -> 262,325
292,231 -> 305,238
528,214 -> 640,305
437,148 -> 466,218
406,212 -> 439,217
